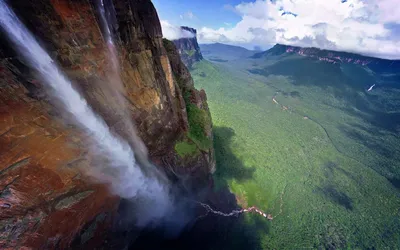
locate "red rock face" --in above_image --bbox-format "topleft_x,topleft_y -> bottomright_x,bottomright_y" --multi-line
0,61 -> 119,249
0,0 -> 214,248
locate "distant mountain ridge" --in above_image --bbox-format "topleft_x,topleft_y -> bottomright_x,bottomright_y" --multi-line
200,43 -> 255,61
253,44 -> 400,73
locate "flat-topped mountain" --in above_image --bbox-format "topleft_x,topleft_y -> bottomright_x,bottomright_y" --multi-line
253,44 -> 400,73
172,26 -> 203,68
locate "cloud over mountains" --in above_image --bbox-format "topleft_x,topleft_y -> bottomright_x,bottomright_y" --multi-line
193,0 -> 400,59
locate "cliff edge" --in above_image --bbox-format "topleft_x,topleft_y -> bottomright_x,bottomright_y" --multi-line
253,44 -> 400,73
0,0 -> 214,248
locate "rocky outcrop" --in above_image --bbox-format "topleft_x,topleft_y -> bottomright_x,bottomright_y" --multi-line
0,0 -> 214,248
163,38 -> 215,186
253,44 -> 400,73
172,26 -> 203,69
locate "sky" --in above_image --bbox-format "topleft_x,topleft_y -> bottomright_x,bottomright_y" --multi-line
152,0 -> 400,59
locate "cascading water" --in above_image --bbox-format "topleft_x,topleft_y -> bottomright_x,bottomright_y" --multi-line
96,0 -> 153,169
0,0 -> 171,224
0,1 -> 277,240
95,0 -> 173,225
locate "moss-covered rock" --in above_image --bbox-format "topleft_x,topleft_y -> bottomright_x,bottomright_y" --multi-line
174,141 -> 199,158
164,38 -> 215,175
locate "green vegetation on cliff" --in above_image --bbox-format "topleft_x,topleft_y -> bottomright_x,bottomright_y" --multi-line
162,38 -> 175,53
175,84 -> 212,157
163,38 -> 212,158
185,49 -> 196,57
174,141 -> 199,158
183,92 -> 212,151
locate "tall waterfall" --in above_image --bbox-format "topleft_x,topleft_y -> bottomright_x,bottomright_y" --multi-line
0,0 -> 171,225
96,0 -> 153,168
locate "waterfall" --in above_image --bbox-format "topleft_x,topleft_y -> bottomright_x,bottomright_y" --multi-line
96,0 -> 152,168
0,0 -> 171,224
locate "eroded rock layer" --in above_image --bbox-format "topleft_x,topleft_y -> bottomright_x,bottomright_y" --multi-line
0,0 -> 214,248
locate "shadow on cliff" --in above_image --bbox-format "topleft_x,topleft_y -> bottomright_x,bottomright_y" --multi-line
249,56 -> 373,92
213,127 -> 256,187
125,126 -> 265,250
175,126 -> 263,250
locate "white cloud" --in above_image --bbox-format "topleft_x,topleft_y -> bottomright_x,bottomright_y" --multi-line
235,0 -> 269,19
197,0 -> 400,59
180,11 -> 196,20
160,20 -> 195,40
376,0 -> 400,23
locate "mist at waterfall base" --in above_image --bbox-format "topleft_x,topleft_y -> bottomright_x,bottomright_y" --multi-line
0,0 -> 195,233
96,0 -> 197,235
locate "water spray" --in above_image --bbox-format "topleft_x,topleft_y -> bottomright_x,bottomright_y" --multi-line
96,1 -> 172,194
0,0 -> 171,224
0,0 -> 284,230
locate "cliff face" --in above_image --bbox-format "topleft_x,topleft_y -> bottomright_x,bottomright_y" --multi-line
0,0 -> 214,249
163,39 -> 215,178
253,44 -> 400,73
172,26 -> 203,69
